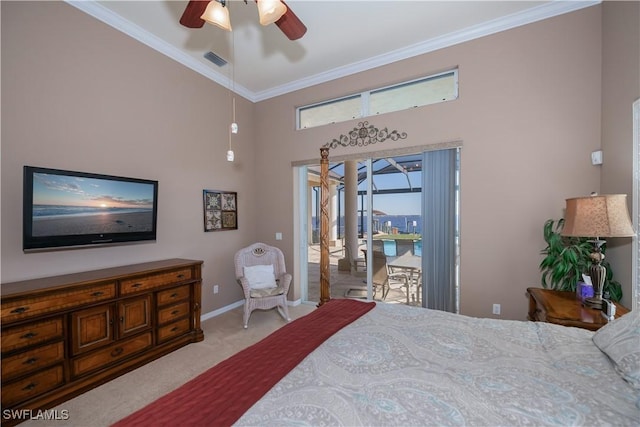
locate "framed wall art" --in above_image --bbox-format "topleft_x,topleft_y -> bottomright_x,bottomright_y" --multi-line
203,190 -> 237,232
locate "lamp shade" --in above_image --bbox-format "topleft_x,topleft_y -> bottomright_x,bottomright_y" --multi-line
561,194 -> 635,238
257,0 -> 287,26
201,1 -> 232,31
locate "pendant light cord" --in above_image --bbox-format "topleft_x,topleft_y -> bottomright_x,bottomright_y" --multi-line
229,28 -> 236,152
232,24 -> 235,115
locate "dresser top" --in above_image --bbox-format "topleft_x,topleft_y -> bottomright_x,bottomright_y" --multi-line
1,258 -> 203,298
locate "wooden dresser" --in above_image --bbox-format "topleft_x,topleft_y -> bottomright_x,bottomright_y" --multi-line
1,259 -> 203,425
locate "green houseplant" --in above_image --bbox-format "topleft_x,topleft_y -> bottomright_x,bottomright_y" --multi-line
539,219 -> 622,301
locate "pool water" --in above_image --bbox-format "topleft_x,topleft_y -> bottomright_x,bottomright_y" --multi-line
382,239 -> 422,257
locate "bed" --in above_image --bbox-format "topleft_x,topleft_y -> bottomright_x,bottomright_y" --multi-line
114,299 -> 640,426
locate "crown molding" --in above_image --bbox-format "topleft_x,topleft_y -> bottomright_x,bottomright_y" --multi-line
65,1 -> 254,101
254,0 -> 600,101
67,1 -> 600,103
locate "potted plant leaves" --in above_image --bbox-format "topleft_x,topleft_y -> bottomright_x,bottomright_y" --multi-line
539,218 -> 622,301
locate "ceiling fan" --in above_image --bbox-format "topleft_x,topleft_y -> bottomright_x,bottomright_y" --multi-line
179,0 -> 307,40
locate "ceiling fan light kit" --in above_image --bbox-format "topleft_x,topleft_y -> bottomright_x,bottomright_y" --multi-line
180,0 -> 307,40
199,0 -> 286,31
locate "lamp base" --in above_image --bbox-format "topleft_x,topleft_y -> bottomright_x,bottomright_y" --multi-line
583,296 -> 603,309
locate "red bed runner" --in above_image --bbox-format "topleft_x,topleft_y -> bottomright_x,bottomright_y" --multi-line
112,299 -> 375,427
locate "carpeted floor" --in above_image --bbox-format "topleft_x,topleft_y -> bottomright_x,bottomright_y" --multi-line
14,242 -> 417,427
17,304 -> 316,427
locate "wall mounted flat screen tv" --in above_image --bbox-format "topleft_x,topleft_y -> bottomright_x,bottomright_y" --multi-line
23,166 -> 158,252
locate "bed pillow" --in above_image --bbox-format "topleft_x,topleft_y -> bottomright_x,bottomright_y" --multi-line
592,310 -> 640,389
243,264 -> 277,289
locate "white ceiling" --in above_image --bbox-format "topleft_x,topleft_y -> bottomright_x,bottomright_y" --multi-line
68,0 -> 599,102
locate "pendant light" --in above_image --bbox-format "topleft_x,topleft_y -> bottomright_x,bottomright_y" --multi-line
226,30 -> 237,162
201,0 -> 231,31
226,98 -> 237,162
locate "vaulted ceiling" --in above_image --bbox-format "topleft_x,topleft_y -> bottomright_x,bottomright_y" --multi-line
68,1 -> 599,102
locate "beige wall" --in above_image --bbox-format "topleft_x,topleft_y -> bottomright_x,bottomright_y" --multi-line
2,2 -> 635,320
1,1 -> 257,315
254,5 -> 604,320
600,0 -> 640,309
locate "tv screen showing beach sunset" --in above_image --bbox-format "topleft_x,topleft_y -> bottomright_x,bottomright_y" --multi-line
30,171 -> 156,238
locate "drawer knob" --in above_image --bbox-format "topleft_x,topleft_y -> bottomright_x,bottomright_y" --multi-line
170,326 -> 179,332
21,332 -> 38,339
10,306 -> 29,314
91,291 -> 105,297
111,347 -> 124,357
22,382 -> 37,391
171,310 -> 180,315
177,274 -> 185,279
131,283 -> 142,288
24,357 -> 38,365
170,293 -> 178,298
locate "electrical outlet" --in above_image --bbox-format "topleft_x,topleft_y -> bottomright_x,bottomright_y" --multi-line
275,232 -> 282,240
492,303 -> 501,315
213,285 -> 219,294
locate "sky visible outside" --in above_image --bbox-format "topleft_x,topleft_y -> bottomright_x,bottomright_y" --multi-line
369,193 -> 421,216
359,168 -> 422,215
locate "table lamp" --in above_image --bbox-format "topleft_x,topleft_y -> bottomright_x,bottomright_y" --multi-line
561,194 -> 635,309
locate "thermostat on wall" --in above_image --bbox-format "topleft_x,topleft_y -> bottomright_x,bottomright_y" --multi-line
591,150 -> 603,165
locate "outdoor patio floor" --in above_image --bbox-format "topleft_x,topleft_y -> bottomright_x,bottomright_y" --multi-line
306,241 -> 421,306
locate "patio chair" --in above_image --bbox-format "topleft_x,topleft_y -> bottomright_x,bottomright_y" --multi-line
372,239 -> 385,253
372,250 -> 411,304
234,242 -> 291,328
395,239 -> 415,256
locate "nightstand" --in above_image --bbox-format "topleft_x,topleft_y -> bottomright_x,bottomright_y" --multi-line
527,287 -> 629,331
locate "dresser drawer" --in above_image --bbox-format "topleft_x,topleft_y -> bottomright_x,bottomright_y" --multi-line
157,284 -> 190,306
2,341 -> 65,380
157,301 -> 190,325
71,332 -> 153,378
120,269 -> 193,295
1,364 -> 64,408
1,318 -> 64,353
1,283 -> 116,323
157,318 -> 190,343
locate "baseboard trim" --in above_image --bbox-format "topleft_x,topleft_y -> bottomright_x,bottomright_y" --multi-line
201,299 -> 303,322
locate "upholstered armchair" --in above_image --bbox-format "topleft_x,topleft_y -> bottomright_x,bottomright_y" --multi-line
234,242 -> 292,328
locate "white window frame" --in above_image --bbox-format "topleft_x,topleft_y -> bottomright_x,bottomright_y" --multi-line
296,69 -> 458,130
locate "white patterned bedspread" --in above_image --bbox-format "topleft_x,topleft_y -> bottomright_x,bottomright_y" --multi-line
237,302 -> 640,426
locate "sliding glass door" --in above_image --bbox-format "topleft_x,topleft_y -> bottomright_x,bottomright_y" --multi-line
298,148 -> 459,312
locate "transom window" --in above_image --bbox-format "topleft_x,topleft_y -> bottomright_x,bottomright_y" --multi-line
297,69 -> 458,130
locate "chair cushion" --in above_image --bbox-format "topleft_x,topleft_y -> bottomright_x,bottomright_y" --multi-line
592,310 -> 640,389
249,286 -> 286,298
244,264 -> 277,289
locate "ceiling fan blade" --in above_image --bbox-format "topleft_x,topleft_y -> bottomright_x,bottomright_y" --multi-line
179,0 -> 208,29
275,1 -> 307,40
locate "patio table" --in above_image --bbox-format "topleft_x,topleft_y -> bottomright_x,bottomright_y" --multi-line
387,254 -> 422,303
